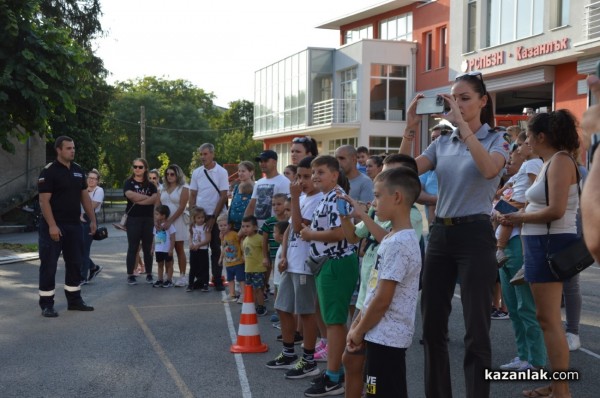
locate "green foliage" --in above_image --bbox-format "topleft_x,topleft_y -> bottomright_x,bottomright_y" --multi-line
0,0 -> 101,153
211,100 -> 262,165
100,77 -> 217,187
157,153 -> 170,177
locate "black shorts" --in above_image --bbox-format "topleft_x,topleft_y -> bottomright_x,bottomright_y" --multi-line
155,252 -> 173,263
364,341 -> 407,398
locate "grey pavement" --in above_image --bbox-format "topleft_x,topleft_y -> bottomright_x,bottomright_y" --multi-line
1,225 -> 600,397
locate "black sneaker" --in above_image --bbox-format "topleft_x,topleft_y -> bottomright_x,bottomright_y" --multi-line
153,280 -> 163,288
162,280 -> 174,288
186,285 -> 194,292
127,276 -> 137,285
88,265 -> 103,281
310,370 -> 345,385
201,284 -> 209,292
304,373 -> 344,397
257,305 -> 268,316
285,359 -> 320,379
266,353 -> 298,369
146,274 -> 154,284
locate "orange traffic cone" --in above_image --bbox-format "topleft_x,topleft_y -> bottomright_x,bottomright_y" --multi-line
230,284 -> 268,353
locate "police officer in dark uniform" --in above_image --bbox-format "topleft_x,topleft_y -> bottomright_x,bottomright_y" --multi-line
38,136 -> 97,317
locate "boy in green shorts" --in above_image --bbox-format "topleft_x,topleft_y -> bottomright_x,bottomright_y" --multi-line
299,155 -> 359,397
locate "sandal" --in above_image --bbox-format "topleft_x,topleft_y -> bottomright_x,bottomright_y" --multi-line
522,386 -> 552,397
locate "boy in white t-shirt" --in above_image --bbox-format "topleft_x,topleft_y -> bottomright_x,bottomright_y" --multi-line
266,156 -> 324,380
346,167 -> 422,398
152,205 -> 177,288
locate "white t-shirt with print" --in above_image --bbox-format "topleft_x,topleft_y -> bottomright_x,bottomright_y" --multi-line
363,229 -> 421,349
309,188 -> 355,259
191,224 -> 209,249
287,192 -> 324,274
251,174 -> 290,226
154,224 -> 177,253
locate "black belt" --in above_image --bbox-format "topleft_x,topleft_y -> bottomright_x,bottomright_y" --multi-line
435,214 -> 490,226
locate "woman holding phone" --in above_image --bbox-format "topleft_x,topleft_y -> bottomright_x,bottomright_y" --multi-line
399,72 -> 509,398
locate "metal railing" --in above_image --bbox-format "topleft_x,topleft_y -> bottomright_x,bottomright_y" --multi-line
312,99 -> 360,125
585,1 -> 600,41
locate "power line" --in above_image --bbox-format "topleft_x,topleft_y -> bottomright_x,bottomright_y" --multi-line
77,105 -> 252,134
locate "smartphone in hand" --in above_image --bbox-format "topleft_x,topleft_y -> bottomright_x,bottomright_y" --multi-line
337,198 -> 349,216
416,95 -> 447,115
494,199 -> 519,214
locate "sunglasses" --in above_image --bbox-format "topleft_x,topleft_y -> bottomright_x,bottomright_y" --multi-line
455,71 -> 486,91
133,165 -> 144,169
166,172 -> 176,176
149,177 -> 158,180
292,136 -> 311,143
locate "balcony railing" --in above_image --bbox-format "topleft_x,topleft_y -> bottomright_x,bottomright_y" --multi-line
585,1 -> 600,41
312,99 -> 359,125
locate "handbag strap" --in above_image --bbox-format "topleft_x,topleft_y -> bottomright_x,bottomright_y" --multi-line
203,168 -> 228,209
543,152 -> 581,246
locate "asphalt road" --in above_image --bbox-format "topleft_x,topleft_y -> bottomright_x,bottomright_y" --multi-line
1,226 -> 599,398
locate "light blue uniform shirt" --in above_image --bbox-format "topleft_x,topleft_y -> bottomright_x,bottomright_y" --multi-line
421,123 -> 509,218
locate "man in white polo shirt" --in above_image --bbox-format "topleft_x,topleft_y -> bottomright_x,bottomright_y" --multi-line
189,143 -> 229,291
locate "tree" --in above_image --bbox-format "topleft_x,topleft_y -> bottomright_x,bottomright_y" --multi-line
101,77 -> 216,186
0,0 -> 102,153
211,100 -> 262,166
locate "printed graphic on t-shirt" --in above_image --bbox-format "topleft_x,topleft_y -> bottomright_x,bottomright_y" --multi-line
156,230 -> 167,245
309,189 -> 352,259
255,184 -> 274,220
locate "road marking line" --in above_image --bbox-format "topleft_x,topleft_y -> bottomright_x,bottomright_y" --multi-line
223,291 -> 252,398
134,302 -> 224,309
578,347 -> 600,360
129,305 -> 194,398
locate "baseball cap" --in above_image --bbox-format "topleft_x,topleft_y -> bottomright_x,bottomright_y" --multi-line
255,150 -> 278,162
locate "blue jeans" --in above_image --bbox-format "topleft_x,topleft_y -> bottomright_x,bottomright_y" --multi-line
81,220 -> 96,280
499,236 -> 547,367
38,218 -> 84,308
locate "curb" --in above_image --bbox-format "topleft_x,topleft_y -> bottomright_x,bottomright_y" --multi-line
0,252 -> 39,265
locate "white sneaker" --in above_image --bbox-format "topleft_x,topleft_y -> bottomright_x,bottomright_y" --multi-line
499,356 -> 527,370
566,332 -> 581,351
517,362 -> 538,372
496,249 -> 509,267
174,276 -> 187,287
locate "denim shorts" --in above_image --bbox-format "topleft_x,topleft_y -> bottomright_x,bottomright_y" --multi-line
226,264 -> 245,282
523,233 -> 578,283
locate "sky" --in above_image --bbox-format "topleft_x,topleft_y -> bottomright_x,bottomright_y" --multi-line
94,0 -> 370,108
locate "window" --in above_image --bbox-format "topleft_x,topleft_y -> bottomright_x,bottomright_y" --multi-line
488,0 -> 544,47
368,136 -> 403,155
328,137 -> 358,155
439,27 -> 447,67
271,143 -> 290,172
370,64 -> 408,121
425,32 -> 433,71
553,0 -> 569,27
340,67 -> 358,123
467,0 -> 477,52
344,24 -> 373,45
380,13 -> 413,41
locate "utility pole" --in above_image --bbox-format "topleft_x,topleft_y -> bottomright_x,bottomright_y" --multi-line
140,106 -> 146,159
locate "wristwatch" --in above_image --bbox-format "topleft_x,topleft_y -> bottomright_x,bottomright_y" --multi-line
590,133 -> 600,164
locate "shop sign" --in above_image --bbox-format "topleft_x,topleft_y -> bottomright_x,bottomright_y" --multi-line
462,37 -> 570,72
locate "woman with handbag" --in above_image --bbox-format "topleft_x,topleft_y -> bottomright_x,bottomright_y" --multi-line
160,164 -> 190,287
502,110 -> 581,398
124,158 -> 159,285
80,169 -> 104,284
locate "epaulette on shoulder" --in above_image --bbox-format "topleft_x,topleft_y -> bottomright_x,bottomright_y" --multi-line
44,162 -> 53,169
